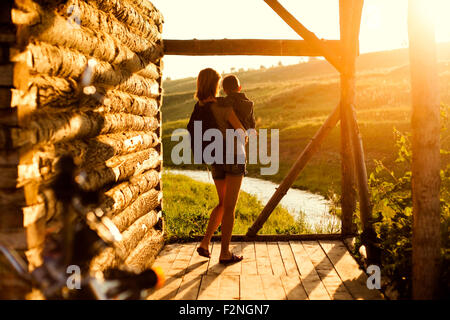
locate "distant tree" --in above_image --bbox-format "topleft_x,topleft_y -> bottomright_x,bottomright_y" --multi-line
260,65 -> 266,70
278,60 -> 283,66
300,57 -> 309,64
230,67 -> 236,73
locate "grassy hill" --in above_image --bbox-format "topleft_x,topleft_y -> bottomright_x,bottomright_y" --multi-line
161,44 -> 450,197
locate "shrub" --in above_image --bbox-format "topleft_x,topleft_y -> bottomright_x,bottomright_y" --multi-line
366,108 -> 449,299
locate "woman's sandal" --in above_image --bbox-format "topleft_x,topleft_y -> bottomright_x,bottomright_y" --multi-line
219,253 -> 243,265
196,247 -> 211,258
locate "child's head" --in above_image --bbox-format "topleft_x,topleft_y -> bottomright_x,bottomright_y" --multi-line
222,75 -> 241,95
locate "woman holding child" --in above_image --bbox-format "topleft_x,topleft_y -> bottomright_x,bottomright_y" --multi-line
192,68 -> 255,264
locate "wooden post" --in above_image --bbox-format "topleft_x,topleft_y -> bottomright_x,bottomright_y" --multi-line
339,0 -> 379,263
246,104 -> 341,236
408,0 -> 441,300
263,0 -> 343,72
339,0 -> 358,235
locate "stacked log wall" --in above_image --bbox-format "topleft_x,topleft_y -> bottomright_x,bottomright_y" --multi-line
0,0 -> 164,287
0,0 -> 31,299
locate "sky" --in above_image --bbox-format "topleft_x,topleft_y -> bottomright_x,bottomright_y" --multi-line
150,0 -> 450,80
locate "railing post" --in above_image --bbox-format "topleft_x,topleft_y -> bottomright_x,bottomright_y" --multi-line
339,0 -> 359,236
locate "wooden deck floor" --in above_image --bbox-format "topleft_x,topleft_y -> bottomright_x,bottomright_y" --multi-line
146,240 -> 383,300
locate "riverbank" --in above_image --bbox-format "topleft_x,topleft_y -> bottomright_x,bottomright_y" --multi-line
162,172 -> 337,241
165,168 -> 339,232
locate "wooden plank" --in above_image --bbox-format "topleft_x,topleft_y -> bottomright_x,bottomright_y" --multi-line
289,241 -> 330,300
174,272 -> 202,300
254,242 -> 272,275
241,242 -> 257,275
222,242 -> 242,275
147,244 -> 183,300
267,242 -> 286,276
280,275 -> 308,300
260,275 -> 287,300
218,275 -> 240,300
240,275 -> 266,300
302,241 -> 352,300
185,242 -> 210,276
246,104 -> 341,236
192,233 -> 344,242
319,240 -> 383,300
153,243 -> 181,263
163,39 -> 342,57
278,242 -> 300,276
197,274 -> 220,300
146,275 -> 183,300
207,241 -> 227,275
169,242 -> 197,276
207,242 -> 243,275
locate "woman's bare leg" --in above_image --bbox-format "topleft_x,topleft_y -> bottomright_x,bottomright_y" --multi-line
219,174 -> 243,260
199,178 -> 226,251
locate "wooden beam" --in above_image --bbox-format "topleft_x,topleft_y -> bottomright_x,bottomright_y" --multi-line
185,233 -> 347,243
163,39 -> 342,57
408,0 -> 441,300
263,0 -> 343,72
246,104 -> 341,237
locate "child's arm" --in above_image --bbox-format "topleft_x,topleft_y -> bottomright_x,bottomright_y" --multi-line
249,106 -> 256,129
228,109 -> 249,143
228,109 -> 246,132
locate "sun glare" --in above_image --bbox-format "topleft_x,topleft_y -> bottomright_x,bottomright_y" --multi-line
151,0 -> 450,79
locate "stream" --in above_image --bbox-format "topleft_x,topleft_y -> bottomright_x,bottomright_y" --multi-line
164,169 -> 340,231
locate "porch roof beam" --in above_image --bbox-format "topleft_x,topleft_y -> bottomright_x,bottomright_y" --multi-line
163,39 -> 343,57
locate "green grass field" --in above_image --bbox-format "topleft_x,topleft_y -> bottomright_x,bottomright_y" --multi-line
162,173 -> 316,241
162,45 -> 450,197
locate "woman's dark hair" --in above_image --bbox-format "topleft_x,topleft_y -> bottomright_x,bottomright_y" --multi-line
195,68 -> 221,101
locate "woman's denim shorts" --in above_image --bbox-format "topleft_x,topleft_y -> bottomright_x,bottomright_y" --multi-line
210,163 -> 247,180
